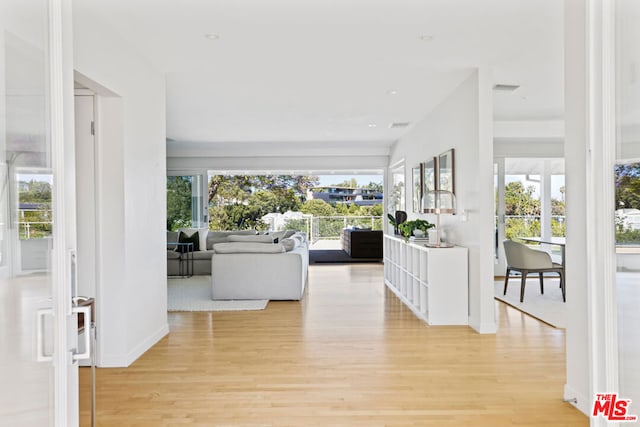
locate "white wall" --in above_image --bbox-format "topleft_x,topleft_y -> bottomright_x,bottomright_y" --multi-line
72,6 -> 168,366
562,0 -> 594,416
167,155 -> 389,172
166,139 -> 390,173
388,70 -> 497,334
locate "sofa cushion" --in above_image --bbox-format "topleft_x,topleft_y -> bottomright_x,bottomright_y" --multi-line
191,250 -> 215,260
206,230 -> 257,249
265,230 -> 297,241
167,250 -> 181,259
178,227 -> 208,251
227,234 -> 275,244
177,231 -> 200,252
213,242 -> 285,254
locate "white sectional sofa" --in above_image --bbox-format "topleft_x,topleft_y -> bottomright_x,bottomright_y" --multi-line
210,233 -> 309,301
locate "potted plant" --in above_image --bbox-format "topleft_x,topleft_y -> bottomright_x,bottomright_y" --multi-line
397,219 -> 435,241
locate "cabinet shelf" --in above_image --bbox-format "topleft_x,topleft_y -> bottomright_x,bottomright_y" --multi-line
383,234 -> 469,325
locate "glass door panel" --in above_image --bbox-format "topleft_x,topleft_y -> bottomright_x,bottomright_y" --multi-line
0,1 -> 74,425
616,0 -> 640,412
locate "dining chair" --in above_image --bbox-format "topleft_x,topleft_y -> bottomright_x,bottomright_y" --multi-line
503,239 -> 565,303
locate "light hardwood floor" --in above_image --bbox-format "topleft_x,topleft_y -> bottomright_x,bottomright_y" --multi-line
80,264 -> 588,426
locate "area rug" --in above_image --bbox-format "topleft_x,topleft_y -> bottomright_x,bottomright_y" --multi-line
168,276 -> 268,312
494,279 -> 567,328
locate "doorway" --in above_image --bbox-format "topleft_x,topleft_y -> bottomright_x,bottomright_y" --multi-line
494,157 -> 565,275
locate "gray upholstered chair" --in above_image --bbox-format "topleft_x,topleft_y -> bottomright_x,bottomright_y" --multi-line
503,239 -> 565,303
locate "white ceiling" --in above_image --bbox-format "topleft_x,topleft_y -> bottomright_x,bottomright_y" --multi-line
78,0 -> 564,148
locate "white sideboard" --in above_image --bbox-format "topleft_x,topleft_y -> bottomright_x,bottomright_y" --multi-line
383,234 -> 469,325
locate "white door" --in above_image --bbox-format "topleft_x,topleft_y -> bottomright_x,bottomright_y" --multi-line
0,1 -> 79,426
74,95 -> 96,300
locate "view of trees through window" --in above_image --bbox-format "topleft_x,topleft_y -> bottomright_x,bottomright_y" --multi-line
502,177 -> 566,240
615,163 -> 640,244
166,174 -> 384,240
18,175 -> 52,239
166,176 -> 193,231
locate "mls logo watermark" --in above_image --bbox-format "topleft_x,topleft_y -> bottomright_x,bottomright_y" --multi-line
592,393 -> 638,422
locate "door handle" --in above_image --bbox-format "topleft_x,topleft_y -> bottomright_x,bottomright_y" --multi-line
72,305 -> 91,361
36,307 -> 53,362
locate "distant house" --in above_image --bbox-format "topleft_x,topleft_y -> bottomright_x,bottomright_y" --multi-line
616,208 -> 640,230
308,186 -> 382,206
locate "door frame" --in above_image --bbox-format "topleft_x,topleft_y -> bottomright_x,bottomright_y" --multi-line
48,0 -> 80,424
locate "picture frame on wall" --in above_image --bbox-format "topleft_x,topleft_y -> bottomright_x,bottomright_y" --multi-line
438,149 -> 455,194
389,161 -> 406,214
412,163 -> 424,213
423,157 -> 438,193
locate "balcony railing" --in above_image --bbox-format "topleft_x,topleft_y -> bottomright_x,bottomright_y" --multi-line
281,215 -> 383,243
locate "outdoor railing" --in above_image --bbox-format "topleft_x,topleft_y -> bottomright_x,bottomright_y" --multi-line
497,215 -> 566,239
282,215 -> 383,243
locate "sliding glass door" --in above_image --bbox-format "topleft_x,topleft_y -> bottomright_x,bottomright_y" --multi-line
0,1 -> 78,425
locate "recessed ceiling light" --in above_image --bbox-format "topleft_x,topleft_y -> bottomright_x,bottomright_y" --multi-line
387,90 -> 398,96
419,35 -> 434,41
368,123 -> 377,128
204,33 -> 220,40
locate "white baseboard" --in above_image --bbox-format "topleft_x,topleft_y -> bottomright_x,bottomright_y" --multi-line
98,323 -> 169,367
469,318 -> 497,334
468,311 -> 497,333
564,383 -> 591,417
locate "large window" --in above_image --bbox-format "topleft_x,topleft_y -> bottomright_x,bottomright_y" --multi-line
166,174 -> 205,231
206,172 -> 383,245
494,158 -> 565,273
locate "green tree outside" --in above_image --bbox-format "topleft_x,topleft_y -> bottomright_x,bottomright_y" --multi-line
166,176 -> 193,231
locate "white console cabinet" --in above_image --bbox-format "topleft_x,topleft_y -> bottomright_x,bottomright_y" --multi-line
383,234 -> 468,325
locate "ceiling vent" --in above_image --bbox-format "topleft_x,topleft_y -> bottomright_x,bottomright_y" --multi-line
389,122 -> 411,129
493,84 -> 520,92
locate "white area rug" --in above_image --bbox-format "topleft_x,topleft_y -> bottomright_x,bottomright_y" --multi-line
168,276 -> 268,312
494,278 -> 566,329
